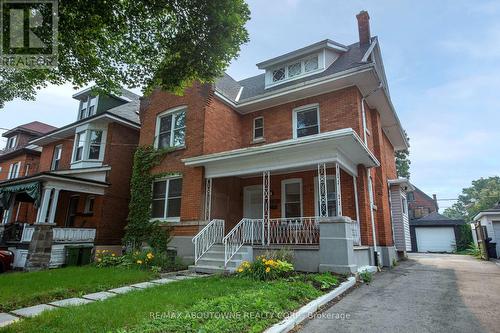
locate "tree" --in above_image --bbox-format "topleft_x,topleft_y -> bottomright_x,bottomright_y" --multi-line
0,0 -> 250,108
444,176 -> 500,222
395,131 -> 411,178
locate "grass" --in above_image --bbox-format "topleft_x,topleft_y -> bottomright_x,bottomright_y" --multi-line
0,266 -> 156,312
1,274 -> 331,333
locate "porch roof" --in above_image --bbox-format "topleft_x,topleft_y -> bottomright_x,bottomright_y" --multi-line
0,172 -> 109,195
183,128 -> 379,178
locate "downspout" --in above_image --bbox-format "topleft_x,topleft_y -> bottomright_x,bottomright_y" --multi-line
367,168 -> 377,253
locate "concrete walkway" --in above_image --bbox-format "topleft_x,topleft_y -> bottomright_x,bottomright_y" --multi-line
299,253 -> 500,333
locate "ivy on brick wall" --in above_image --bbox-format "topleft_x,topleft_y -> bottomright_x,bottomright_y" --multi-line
123,145 -> 178,251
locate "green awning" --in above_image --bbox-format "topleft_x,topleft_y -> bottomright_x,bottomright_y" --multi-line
0,181 -> 41,208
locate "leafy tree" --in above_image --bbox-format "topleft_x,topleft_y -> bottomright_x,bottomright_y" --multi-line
395,131 -> 411,178
444,176 -> 500,222
0,0 -> 250,107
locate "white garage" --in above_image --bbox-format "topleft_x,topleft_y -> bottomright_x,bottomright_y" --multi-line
415,227 -> 456,253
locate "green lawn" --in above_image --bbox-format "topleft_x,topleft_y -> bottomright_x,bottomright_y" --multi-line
0,266 -> 155,312
2,275 -> 326,333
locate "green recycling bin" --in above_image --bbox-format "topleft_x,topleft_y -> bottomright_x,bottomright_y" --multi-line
79,246 -> 93,265
65,246 -> 80,266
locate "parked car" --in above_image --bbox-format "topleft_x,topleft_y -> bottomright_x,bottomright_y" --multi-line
0,250 -> 14,273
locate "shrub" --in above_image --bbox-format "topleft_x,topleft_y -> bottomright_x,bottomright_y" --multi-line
465,244 -> 482,258
359,270 -> 373,283
94,249 -> 186,272
456,224 -> 474,252
236,256 -> 294,281
94,250 -> 133,268
261,247 -> 294,262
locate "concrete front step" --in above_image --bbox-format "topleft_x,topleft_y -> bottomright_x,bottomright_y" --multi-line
190,244 -> 252,274
188,264 -> 232,274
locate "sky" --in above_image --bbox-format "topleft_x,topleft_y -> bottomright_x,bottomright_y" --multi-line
1,0 -> 499,211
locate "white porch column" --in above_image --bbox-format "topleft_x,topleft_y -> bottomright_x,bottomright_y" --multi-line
36,188 -> 53,224
47,188 -> 60,224
317,163 -> 328,218
335,163 -> 343,216
204,178 -> 212,221
262,171 -> 270,245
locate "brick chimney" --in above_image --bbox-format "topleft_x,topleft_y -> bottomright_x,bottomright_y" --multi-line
432,194 -> 439,211
356,10 -> 371,45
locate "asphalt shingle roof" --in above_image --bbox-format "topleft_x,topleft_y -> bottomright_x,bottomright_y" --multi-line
3,121 -> 57,137
215,38 -> 374,103
410,212 -> 465,226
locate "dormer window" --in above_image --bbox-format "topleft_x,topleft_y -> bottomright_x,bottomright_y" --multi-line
78,96 -> 98,120
5,135 -> 17,149
265,53 -> 322,88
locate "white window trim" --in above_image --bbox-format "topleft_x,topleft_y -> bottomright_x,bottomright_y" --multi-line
151,175 -> 183,223
8,162 -> 21,179
401,194 -> 408,216
281,178 -> 303,218
266,53 -> 323,88
154,105 -> 187,149
71,126 -> 106,164
313,175 -> 337,217
78,95 -> 99,120
84,196 -> 95,214
253,116 -> 264,142
51,144 -> 63,170
292,103 -> 320,139
6,135 -> 17,149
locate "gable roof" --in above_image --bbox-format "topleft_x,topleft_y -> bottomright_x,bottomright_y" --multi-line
410,211 -> 465,226
2,121 -> 57,137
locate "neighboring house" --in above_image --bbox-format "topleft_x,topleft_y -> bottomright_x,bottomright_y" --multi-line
410,212 -> 465,253
0,87 -> 140,269
472,201 -> 500,258
408,186 -> 438,220
140,11 -> 411,272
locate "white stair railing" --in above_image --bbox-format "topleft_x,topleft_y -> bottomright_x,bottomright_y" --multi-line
223,218 -> 263,268
192,219 -> 224,265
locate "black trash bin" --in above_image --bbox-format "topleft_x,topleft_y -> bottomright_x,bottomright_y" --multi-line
487,242 -> 497,259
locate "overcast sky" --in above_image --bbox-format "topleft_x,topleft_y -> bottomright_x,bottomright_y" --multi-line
1,0 -> 499,211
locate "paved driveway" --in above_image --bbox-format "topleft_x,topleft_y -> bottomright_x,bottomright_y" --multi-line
299,253 -> 500,333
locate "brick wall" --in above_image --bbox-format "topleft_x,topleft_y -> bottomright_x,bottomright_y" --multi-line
408,189 -> 437,219
0,152 -> 40,181
39,136 -> 74,172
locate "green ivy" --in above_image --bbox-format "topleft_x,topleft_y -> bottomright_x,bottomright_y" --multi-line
123,145 -> 178,251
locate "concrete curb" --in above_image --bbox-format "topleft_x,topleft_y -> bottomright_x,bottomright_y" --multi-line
263,276 -> 357,333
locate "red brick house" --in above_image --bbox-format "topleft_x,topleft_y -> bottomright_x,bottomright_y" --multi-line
140,11 -> 412,272
408,187 -> 438,220
0,88 -> 140,269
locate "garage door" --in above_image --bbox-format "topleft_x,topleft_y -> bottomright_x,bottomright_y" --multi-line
415,227 -> 456,253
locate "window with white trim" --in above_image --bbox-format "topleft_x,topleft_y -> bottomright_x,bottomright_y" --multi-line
73,129 -> 104,162
270,54 -> 320,84
282,179 -> 303,218
74,131 -> 86,161
314,176 -> 337,217
51,144 -> 62,170
156,107 -> 186,149
293,105 -> 319,138
8,162 -> 20,179
88,130 -> 103,160
152,177 -> 183,221
5,136 -> 17,150
84,196 -> 95,214
253,117 -> 264,141
78,96 -> 98,120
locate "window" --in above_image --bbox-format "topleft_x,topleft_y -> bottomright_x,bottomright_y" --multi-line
293,105 -> 319,138
268,54 -> 320,86
84,196 -> 95,214
152,177 -> 183,221
156,107 -> 186,149
401,196 -> 407,216
6,136 -> 17,149
288,62 -> 302,77
51,145 -> 62,170
253,117 -> 264,141
304,56 -> 319,72
282,179 -> 303,218
315,177 -> 337,217
8,162 -> 20,179
78,96 -> 98,120
88,130 -> 103,160
272,67 -> 286,82
74,131 -> 86,161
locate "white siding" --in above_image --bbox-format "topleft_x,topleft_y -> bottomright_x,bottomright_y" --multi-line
390,187 -> 411,251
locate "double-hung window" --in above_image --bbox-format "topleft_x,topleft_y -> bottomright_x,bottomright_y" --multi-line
293,105 -> 319,138
51,145 -> 62,170
156,107 -> 186,149
88,130 -> 103,160
8,162 -> 20,179
74,131 -> 86,161
78,96 -> 98,120
152,177 -> 183,221
253,117 -> 264,141
5,136 -> 17,150
282,179 -> 303,218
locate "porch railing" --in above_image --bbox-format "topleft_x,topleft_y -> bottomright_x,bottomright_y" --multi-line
192,219 -> 224,265
223,218 -> 263,267
264,217 -> 320,245
52,228 -> 96,243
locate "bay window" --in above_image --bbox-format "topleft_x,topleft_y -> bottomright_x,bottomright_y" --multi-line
88,130 -> 103,160
156,107 -> 186,149
152,177 -> 183,221
74,131 -> 86,161
73,129 -> 104,163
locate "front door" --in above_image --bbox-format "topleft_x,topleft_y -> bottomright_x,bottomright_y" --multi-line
65,196 -> 79,227
243,185 -> 263,219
